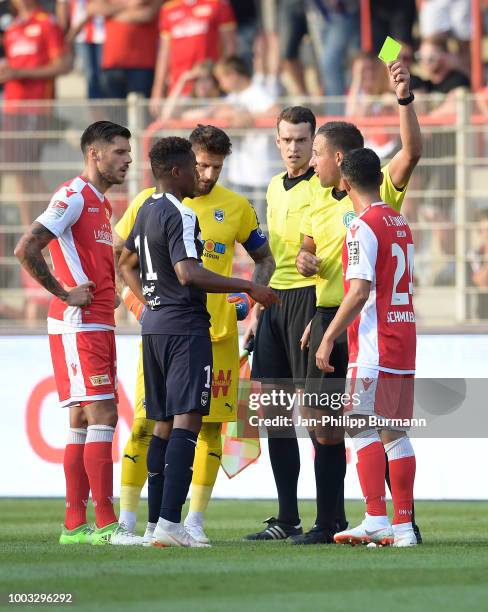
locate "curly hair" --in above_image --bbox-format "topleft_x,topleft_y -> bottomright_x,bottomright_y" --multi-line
149,137 -> 193,179
189,124 -> 232,157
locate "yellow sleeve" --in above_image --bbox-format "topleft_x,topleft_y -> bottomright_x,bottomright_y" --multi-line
380,164 -> 407,213
237,198 -> 260,244
300,205 -> 313,237
114,187 -> 155,241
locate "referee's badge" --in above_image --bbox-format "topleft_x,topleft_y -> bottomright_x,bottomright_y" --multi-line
343,211 -> 357,228
214,209 -> 225,222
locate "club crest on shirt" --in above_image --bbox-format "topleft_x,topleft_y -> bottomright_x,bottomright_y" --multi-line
343,211 -> 357,228
349,224 -> 359,238
214,209 -> 225,222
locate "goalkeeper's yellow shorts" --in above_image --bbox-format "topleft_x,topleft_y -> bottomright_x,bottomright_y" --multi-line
133,334 -> 239,423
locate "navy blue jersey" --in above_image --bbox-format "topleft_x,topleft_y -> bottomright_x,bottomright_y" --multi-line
126,192 -> 210,336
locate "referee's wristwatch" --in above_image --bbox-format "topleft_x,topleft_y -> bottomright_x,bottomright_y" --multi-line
397,92 -> 415,105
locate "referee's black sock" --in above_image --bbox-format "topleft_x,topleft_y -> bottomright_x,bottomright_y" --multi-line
268,436 -> 300,525
313,438 -> 346,531
385,451 -> 416,525
147,435 -> 168,524
160,428 -> 197,524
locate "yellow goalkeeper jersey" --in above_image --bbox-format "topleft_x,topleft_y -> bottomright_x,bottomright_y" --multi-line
300,164 -> 407,308
115,184 -> 260,342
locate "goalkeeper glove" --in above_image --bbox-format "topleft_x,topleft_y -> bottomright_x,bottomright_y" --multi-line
121,286 -> 146,323
227,292 -> 255,321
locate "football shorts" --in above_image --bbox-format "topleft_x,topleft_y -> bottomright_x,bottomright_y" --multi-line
49,330 -> 117,407
345,366 -> 415,431
142,333 -> 213,421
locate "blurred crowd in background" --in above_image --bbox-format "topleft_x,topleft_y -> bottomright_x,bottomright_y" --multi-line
2,0 -> 488,327
0,1 -> 479,108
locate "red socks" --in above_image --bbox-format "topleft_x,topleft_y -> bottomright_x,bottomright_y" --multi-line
84,425 -> 117,528
356,441 -> 387,516
385,438 -> 416,525
64,429 -> 90,530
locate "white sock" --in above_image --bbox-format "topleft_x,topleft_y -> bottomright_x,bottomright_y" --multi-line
393,522 -> 413,534
119,510 -> 137,534
157,517 -> 180,531
185,511 -> 204,527
364,512 -> 391,529
86,424 -> 115,443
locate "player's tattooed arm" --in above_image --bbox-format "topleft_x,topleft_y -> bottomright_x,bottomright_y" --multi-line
248,242 -> 275,286
14,222 -> 95,306
296,235 -> 322,277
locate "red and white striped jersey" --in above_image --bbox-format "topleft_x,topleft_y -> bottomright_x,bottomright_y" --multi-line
343,202 -> 416,373
70,0 -> 105,44
36,176 -> 115,333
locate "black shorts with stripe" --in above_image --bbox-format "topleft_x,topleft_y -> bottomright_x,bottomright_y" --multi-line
252,285 -> 316,385
142,333 -> 213,421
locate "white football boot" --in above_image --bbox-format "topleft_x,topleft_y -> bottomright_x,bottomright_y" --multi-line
152,519 -> 211,548
334,515 -> 394,546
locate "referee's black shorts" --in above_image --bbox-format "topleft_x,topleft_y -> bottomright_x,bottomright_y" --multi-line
251,285 -> 316,385
305,307 -> 349,402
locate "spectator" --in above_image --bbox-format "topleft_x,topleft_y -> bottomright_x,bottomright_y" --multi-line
470,210 -> 488,319
92,0 -> 161,99
277,0 -> 309,95
150,0 -> 236,116
56,0 -> 105,99
419,0 -> 471,75
346,51 -> 398,158
371,0 -> 417,54
413,38 -> 470,116
160,60 -> 222,122
229,0 -> 259,74
0,0 -> 72,226
306,0 -> 360,97
213,55 -> 278,221
251,0 -> 281,97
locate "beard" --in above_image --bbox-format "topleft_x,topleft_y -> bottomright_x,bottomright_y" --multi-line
195,180 -> 216,196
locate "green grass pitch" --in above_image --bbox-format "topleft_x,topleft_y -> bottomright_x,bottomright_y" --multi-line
1,499 -> 487,611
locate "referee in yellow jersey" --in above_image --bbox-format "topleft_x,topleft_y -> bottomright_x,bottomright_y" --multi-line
115,125 -> 275,543
291,60 -> 423,545
244,107 -> 321,541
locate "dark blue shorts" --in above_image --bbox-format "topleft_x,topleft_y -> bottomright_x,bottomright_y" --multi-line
142,333 -> 213,421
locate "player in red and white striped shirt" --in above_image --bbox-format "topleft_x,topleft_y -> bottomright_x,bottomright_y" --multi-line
15,121 -> 142,546
315,148 -> 418,548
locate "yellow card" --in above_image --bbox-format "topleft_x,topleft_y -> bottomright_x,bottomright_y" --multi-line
378,36 -> 402,63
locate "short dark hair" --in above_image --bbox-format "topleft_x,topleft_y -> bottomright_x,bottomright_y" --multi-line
216,55 -> 251,78
316,121 -> 364,152
149,137 -> 193,180
340,148 -> 382,191
277,106 -> 316,135
80,121 -> 131,154
189,124 -> 232,156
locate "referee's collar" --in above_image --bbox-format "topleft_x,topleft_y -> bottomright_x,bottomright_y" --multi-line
331,187 -> 347,201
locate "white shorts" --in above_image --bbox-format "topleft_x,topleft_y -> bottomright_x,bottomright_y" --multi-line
419,0 -> 471,41
345,366 -> 415,431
